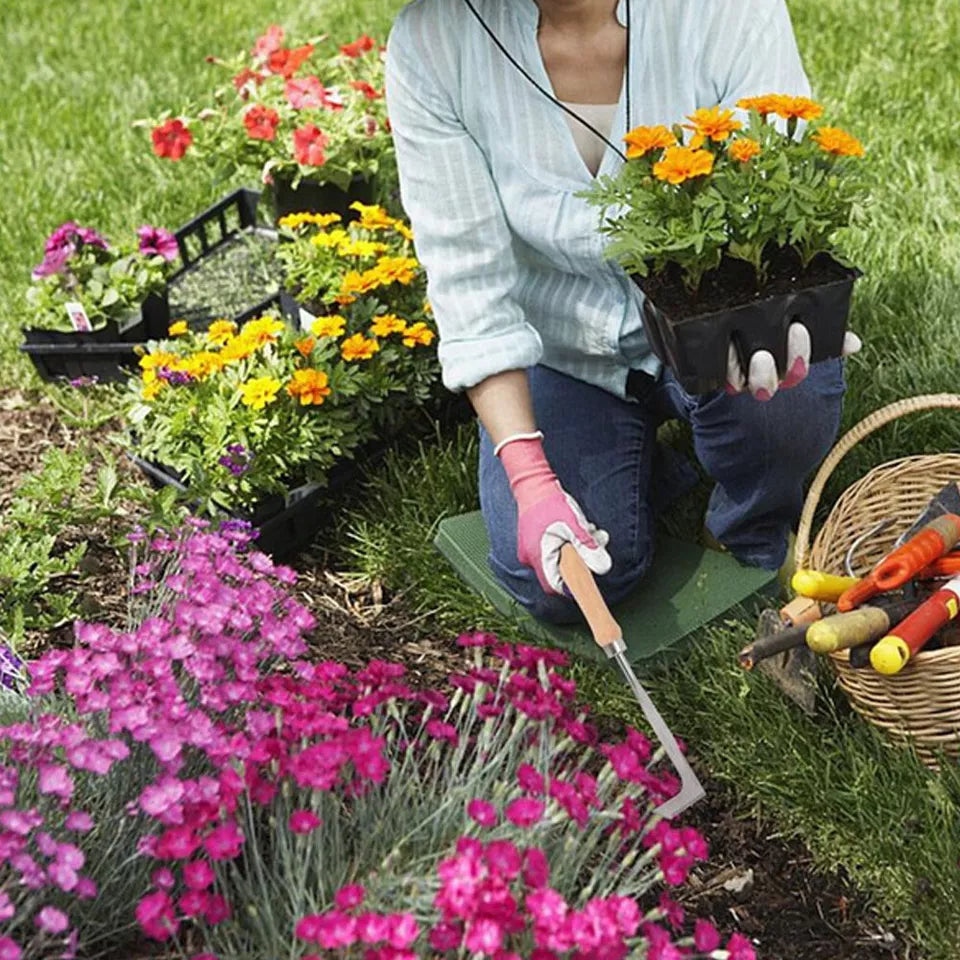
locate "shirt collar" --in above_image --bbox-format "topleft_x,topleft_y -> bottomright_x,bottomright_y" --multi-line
515,0 -> 629,29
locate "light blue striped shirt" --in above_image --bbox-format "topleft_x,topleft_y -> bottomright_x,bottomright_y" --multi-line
385,0 -> 810,397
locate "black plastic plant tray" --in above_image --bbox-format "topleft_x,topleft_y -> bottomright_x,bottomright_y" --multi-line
635,259 -> 861,395
265,174 -> 376,223
21,291 -> 169,383
168,188 -> 284,330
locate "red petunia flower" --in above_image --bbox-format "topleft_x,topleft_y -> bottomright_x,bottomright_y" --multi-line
340,34 -> 375,58
232,68 -> 265,95
151,119 -> 192,160
285,76 -> 344,112
244,104 -> 280,141
350,80 -> 382,101
293,124 -> 329,166
267,43 -> 314,79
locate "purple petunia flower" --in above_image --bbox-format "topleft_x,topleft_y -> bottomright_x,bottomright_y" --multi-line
137,225 -> 179,262
32,221 -> 110,278
0,644 -> 23,691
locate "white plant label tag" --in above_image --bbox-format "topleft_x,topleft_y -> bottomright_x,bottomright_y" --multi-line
65,301 -> 92,332
298,306 -> 316,332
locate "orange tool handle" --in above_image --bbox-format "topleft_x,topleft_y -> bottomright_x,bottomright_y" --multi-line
873,514 -> 960,591
917,554 -> 960,579
870,576 -> 960,675
836,574 -> 883,613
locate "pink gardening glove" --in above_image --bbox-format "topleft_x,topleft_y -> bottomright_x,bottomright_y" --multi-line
725,324 -> 862,400
497,432 -> 612,595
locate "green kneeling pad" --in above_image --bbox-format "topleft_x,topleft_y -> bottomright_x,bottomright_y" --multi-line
434,511 -> 777,670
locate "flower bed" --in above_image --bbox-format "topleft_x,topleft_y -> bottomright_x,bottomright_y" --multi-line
586,95 -> 866,393
0,521 -> 751,960
140,25 -> 394,221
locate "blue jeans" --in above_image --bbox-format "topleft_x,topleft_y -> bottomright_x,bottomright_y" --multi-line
479,361 -> 845,624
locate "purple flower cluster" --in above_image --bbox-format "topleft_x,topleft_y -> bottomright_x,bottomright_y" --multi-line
218,444 -> 253,477
137,225 -> 179,262
32,222 -> 109,279
0,644 -> 23,691
156,366 -> 192,386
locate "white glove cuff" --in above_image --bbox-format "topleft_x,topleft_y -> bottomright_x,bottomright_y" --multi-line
493,431 -> 544,458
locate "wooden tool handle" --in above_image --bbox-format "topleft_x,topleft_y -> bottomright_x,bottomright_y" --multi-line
559,544 -> 623,649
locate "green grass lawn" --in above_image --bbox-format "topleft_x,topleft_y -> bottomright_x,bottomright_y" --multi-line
4,0 -> 960,956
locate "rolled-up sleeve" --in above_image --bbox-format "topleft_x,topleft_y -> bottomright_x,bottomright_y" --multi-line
385,5 -> 543,392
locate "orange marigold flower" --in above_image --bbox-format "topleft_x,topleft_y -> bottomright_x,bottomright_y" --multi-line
340,334 -> 379,362
370,314 -> 407,337
729,137 -> 761,163
771,95 -> 823,121
401,322 -> 435,348
811,126 -> 865,157
683,106 -> 741,147
286,368 -> 332,406
735,94 -> 786,117
652,146 -> 715,185
373,256 -> 419,286
311,315 -> 346,338
622,124 -> 676,159
294,336 -> 316,357
339,269 -> 380,298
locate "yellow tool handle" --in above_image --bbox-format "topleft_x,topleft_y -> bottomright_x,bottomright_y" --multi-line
805,607 -> 891,654
558,544 -> 622,650
791,569 -> 860,604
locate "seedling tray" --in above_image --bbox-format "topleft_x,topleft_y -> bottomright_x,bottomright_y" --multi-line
20,292 -> 170,383
635,258 -> 861,395
167,188 -> 283,330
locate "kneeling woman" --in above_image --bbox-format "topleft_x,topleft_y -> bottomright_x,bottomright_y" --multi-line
385,0 -> 857,622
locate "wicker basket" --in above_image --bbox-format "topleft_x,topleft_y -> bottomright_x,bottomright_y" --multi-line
794,394 -> 960,765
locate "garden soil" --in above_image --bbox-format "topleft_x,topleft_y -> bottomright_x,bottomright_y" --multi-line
0,388 -> 907,957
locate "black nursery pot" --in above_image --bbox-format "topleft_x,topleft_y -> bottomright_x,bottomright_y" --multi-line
20,291 -> 170,383
634,258 -> 861,395
267,174 -> 376,222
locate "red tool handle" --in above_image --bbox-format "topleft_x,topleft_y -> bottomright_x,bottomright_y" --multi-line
873,515 -> 960,591
836,574 -> 882,613
918,553 -> 960,579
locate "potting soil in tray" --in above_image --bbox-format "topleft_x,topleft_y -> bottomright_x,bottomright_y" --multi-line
639,247 -> 853,320
167,228 -> 281,328
434,510 -> 776,670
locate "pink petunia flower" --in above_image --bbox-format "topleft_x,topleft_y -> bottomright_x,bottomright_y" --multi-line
137,225 -> 178,261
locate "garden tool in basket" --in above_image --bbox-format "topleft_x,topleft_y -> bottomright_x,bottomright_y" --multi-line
558,545 -> 705,820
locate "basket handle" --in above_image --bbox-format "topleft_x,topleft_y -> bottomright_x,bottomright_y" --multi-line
795,394 -> 960,570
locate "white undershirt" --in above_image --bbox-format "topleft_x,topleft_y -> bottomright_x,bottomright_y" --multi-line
561,101 -> 618,176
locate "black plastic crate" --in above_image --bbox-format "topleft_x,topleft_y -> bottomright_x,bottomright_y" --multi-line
167,188 -> 284,330
20,291 -> 169,383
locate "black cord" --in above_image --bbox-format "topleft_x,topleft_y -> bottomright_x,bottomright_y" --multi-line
460,0 -> 630,163
624,0 -> 632,133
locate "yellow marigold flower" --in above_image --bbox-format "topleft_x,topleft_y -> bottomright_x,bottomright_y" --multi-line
286,368 -> 332,406
373,256 -> 419,286
729,137 -> 762,163
811,126 -> 865,157
141,379 -> 165,400
219,336 -> 258,364
622,124 -> 676,159
311,228 -> 350,249
423,300 -> 433,316
241,316 -> 285,345
369,313 -> 407,337
206,319 -> 238,345
140,350 -> 177,371
168,320 -> 189,337
340,269 -> 381,297
393,221 -> 414,241
771,95 -> 823,121
350,201 -> 395,230
340,333 -> 380,362
334,293 -> 358,306
683,106 -> 742,148
337,238 -> 390,258
239,377 -> 281,410
294,336 -> 316,358
278,211 -> 343,229
401,322 -> 436,348
652,146 -> 715,185
311,315 -> 346,338
736,94 -> 785,117
181,351 -> 223,380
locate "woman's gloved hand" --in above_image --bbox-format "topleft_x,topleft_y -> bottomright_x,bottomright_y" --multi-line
725,322 -> 862,400
496,432 -> 612,595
